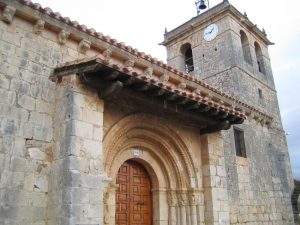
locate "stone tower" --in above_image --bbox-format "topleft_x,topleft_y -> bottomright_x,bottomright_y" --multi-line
163,0 -> 295,224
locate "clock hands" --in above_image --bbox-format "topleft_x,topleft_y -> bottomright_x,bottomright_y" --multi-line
204,24 -> 218,41
205,27 -> 214,35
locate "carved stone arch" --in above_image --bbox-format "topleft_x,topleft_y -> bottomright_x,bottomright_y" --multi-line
105,125 -> 185,189
109,141 -> 176,189
103,113 -> 202,225
103,113 -> 198,189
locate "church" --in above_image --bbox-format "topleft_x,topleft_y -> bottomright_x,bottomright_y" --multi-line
0,0 -> 295,224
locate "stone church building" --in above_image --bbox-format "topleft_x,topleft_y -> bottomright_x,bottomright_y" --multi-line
0,0 -> 295,224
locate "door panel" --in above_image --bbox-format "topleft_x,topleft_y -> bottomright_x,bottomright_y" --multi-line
116,160 -> 152,225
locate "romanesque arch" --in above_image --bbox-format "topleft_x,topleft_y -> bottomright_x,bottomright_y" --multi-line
102,113 -> 203,225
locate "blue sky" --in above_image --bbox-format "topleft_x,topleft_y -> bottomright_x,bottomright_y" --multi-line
36,0 -> 300,180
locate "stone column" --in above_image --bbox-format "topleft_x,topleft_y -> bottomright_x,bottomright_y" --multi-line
186,205 -> 191,225
200,132 -> 230,225
176,201 -> 181,225
152,189 -> 168,225
103,181 -> 118,225
189,191 -> 198,225
196,192 -> 205,225
179,192 -> 187,225
167,190 -> 177,225
54,74 -> 105,225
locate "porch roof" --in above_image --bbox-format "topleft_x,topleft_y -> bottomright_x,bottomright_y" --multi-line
52,56 -> 271,133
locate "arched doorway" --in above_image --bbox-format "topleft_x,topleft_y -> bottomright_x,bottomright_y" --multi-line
116,160 -> 153,225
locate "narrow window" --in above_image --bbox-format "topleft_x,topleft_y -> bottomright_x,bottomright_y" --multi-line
240,30 -> 252,64
180,43 -> 194,73
258,88 -> 263,99
234,128 -> 246,158
258,88 -> 264,104
254,42 -> 266,75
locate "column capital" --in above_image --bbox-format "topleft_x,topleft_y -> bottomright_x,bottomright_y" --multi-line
167,190 -> 178,207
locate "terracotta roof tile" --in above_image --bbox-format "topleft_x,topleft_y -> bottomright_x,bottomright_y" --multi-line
12,0 -> 272,123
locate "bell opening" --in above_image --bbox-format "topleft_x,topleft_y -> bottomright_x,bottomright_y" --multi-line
199,4 -> 207,10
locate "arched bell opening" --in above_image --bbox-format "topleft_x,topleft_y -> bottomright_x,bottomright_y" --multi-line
254,41 -> 266,75
240,30 -> 252,65
180,43 -> 194,74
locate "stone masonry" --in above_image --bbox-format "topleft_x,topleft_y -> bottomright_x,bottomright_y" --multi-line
0,0 -> 295,225
163,1 -> 294,224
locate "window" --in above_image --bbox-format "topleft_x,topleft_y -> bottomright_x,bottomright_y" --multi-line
254,42 -> 266,75
258,88 -> 264,104
258,88 -> 263,99
234,127 -> 246,158
240,30 -> 252,64
180,43 -> 194,73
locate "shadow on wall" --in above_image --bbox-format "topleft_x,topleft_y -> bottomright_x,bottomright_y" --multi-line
292,180 -> 300,224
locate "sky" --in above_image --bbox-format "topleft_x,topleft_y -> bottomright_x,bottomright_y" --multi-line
35,0 -> 300,180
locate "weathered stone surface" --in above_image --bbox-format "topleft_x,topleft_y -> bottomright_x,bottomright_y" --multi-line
164,2 -> 294,225
0,0 -> 294,225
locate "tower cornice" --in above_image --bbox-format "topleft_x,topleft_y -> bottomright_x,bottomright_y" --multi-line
162,1 -> 273,46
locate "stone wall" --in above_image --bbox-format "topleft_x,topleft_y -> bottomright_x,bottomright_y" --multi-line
0,5 -> 105,224
0,4 -> 218,225
0,15 -> 58,225
165,6 -> 295,225
0,1 -> 295,225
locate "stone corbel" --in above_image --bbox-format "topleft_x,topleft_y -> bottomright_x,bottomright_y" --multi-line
159,73 -> 169,83
78,39 -> 91,54
33,19 -> 45,34
58,30 -> 70,45
1,5 -> 16,24
144,67 -> 153,78
124,58 -> 135,71
178,82 -> 187,90
102,48 -> 113,64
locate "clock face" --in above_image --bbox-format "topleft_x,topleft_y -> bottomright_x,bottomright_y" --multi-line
203,24 -> 219,41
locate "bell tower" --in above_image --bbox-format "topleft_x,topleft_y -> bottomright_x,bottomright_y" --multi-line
162,1 -> 295,224
162,0 -> 278,122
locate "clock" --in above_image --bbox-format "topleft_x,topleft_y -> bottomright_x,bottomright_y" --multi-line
203,24 -> 219,41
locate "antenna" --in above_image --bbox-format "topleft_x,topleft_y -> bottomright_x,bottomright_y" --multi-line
195,0 -> 209,15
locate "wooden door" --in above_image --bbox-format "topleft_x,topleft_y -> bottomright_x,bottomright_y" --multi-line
116,160 -> 152,225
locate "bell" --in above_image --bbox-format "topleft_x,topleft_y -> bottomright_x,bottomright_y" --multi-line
199,0 -> 207,10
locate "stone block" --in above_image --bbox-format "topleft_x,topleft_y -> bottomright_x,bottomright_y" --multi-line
63,187 -> 90,204
34,176 -> 48,192
217,166 -> 226,177
92,126 -> 102,141
68,156 -> 89,173
83,139 -> 102,159
82,108 -> 103,126
67,120 -> 94,139
65,170 -> 102,189
17,94 -> 35,111
36,100 -> 52,114
0,74 -> 10,89
0,118 -> 17,135
24,173 -> 35,191
0,89 -> 16,105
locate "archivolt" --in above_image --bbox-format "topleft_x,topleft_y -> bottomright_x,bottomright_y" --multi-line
103,113 -> 198,189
